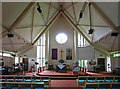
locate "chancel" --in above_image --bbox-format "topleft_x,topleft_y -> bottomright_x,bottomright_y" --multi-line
0,1 -> 120,89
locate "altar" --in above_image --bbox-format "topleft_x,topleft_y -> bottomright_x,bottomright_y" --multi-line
56,64 -> 67,72
55,49 -> 67,72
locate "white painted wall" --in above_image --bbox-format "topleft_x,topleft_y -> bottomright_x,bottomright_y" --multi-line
87,49 -> 107,71
49,15 -> 75,68
2,56 -> 14,68
28,58 -> 37,71
111,57 -> 120,72
22,46 -> 37,58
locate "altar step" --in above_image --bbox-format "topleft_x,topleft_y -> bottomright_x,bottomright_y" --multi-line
50,76 -> 77,80
36,74 -> 79,77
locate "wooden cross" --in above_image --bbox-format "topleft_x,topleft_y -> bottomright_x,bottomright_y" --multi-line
59,49 -> 64,59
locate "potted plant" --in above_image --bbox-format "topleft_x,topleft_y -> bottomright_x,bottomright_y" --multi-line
75,61 -> 79,66
45,61 -> 48,67
59,59 -> 64,64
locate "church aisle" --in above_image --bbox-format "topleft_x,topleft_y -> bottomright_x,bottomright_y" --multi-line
50,80 -> 83,89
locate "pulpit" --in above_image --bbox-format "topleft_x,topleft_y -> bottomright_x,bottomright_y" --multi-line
73,63 -> 79,74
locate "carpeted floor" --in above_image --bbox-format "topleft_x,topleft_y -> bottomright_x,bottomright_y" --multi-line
10,70 -> 116,88
50,80 -> 83,89
36,70 -> 87,76
87,71 -> 116,76
51,80 -> 77,87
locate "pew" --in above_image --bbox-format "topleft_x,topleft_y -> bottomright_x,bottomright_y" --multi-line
96,76 -> 105,82
23,76 -> 32,82
77,76 -> 120,86
6,75 -> 15,82
0,75 -> 7,82
15,76 -> 24,82
0,82 -> 45,89
82,82 -> 120,89
111,82 -> 120,89
99,83 -> 111,89
82,82 -> 111,89
113,76 -> 120,82
0,75 -> 50,87
105,76 -> 114,82
77,76 -> 87,85
41,76 -> 50,85
87,76 -> 96,83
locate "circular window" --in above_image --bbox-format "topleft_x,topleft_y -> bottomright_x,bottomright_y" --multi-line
55,33 -> 68,44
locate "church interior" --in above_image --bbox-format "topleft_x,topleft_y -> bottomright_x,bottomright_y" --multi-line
0,1 -> 120,89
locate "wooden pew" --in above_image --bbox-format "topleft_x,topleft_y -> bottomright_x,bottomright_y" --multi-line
0,82 -> 44,89
6,75 -> 15,82
96,76 -> 105,82
111,82 -> 120,89
77,76 -> 119,86
105,76 -> 114,82
113,76 -> 120,82
15,76 -> 24,82
82,82 -> 112,89
1,75 -> 50,87
77,76 -> 87,86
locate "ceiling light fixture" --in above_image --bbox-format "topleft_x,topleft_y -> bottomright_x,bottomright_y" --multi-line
37,3 -> 42,13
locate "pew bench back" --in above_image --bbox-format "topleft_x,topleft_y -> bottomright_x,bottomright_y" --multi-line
77,76 -> 120,86
0,82 -> 45,89
82,82 -> 120,89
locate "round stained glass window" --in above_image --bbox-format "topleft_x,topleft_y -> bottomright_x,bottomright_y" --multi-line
55,33 -> 68,44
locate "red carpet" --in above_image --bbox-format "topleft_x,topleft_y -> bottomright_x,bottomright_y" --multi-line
50,80 -> 83,89
51,80 -> 77,87
12,70 -> 115,77
87,72 -> 116,76
10,70 -> 116,88
36,70 -> 87,76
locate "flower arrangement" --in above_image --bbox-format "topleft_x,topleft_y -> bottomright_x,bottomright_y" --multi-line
59,59 -> 64,64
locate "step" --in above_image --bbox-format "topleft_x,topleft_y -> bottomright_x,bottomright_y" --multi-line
50,77 -> 77,80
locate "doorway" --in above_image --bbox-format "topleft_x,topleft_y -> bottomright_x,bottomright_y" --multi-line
97,58 -> 105,71
23,58 -> 28,71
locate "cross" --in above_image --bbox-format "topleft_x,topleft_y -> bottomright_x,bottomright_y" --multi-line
59,49 -> 64,59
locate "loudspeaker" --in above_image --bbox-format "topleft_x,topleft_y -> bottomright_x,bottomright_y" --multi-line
111,32 -> 118,36
7,33 -> 14,37
79,12 -> 83,18
88,29 -> 94,34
